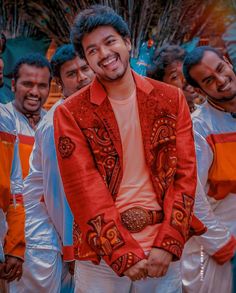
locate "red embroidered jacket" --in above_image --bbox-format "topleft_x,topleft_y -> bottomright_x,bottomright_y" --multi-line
54,71 -> 205,276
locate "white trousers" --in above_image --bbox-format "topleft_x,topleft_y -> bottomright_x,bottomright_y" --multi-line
182,238 -> 232,293
9,248 -> 74,293
74,259 -> 182,293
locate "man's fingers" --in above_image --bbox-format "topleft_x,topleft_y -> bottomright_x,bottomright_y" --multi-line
147,263 -> 169,278
161,267 -> 168,277
2,266 -> 14,279
6,264 -> 19,283
16,270 -> 23,281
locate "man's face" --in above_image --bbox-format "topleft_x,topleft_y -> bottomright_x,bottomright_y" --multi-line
163,60 -> 199,112
163,61 -> 185,89
0,58 -> 4,85
189,51 -> 236,102
12,64 -> 50,114
82,26 -> 131,83
59,56 -> 94,97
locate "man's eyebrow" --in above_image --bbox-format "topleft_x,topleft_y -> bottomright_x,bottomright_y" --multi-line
216,62 -> 223,72
65,69 -> 76,75
169,68 -> 177,74
202,75 -> 212,83
85,35 -> 116,51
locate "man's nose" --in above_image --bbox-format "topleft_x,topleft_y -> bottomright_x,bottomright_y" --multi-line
99,45 -> 110,58
29,85 -> 40,96
77,71 -> 87,82
216,74 -> 225,86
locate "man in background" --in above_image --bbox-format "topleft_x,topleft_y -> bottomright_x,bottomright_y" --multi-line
0,104 -> 25,292
12,44 -> 94,293
182,46 -> 236,293
2,53 -> 51,292
148,45 -> 205,113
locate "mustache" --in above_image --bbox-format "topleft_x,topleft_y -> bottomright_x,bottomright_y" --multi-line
76,81 -> 90,90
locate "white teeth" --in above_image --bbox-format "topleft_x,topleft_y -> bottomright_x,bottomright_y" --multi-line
221,83 -> 230,91
27,97 -> 39,101
102,57 -> 116,66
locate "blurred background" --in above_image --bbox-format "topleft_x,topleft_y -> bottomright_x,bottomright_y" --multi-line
1,0 -> 236,108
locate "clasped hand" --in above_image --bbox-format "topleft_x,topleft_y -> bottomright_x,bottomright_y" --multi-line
124,248 -> 173,281
0,255 -> 23,283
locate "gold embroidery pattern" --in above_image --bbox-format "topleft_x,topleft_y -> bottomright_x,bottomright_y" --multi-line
150,114 -> 177,197
111,252 -> 142,276
83,127 -> 121,200
58,136 -> 75,158
171,194 -> 194,240
73,221 -> 82,259
162,237 -> 183,258
87,214 -> 124,259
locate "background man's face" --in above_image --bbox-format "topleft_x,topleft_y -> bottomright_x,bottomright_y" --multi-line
59,56 -> 94,97
163,61 -> 185,89
163,60 -> 200,112
82,26 -> 131,83
12,64 -> 50,114
189,51 -> 236,102
0,58 -> 4,85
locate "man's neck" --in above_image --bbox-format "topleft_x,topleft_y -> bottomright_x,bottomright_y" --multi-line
102,67 -> 136,100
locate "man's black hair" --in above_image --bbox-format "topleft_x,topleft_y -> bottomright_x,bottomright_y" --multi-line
71,4 -> 130,59
50,44 -> 77,79
13,53 -> 52,83
183,46 -> 223,88
147,45 -> 186,81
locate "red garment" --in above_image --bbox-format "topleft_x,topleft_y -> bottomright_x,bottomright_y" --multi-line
54,71 -> 205,276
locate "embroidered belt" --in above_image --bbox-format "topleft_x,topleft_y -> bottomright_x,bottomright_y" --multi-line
121,207 -> 164,233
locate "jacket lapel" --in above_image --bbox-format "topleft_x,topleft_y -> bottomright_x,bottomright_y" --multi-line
90,78 -> 123,166
133,73 -> 156,167
90,73 -> 158,169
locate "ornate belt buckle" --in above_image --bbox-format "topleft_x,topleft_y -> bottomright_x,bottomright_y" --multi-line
121,207 -> 149,233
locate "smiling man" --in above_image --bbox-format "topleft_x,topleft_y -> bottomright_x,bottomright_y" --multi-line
148,45 -> 205,113
11,44 -> 94,293
4,53 -> 51,182
181,46 -> 236,293
53,5 -> 205,293
52,44 -> 94,98
10,54 -> 50,129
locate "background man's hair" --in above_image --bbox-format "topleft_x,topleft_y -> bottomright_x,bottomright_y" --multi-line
183,46 -> 223,87
13,53 -> 52,83
71,4 -> 130,59
147,45 -> 186,81
51,44 -> 77,79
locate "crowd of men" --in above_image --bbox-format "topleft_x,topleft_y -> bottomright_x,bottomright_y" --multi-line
0,4 -> 235,293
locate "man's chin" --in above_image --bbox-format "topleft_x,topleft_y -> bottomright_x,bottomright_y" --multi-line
106,71 -> 126,82
208,92 -> 236,103
24,106 -> 41,113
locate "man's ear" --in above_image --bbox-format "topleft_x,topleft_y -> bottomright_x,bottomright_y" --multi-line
11,79 -> 16,92
223,56 -> 233,69
124,37 -> 132,52
55,77 -> 62,89
194,86 -> 206,97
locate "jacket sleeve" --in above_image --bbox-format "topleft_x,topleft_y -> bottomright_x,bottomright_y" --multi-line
5,137 -> 25,260
191,120 -> 235,259
54,104 -> 145,276
152,89 -> 197,259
